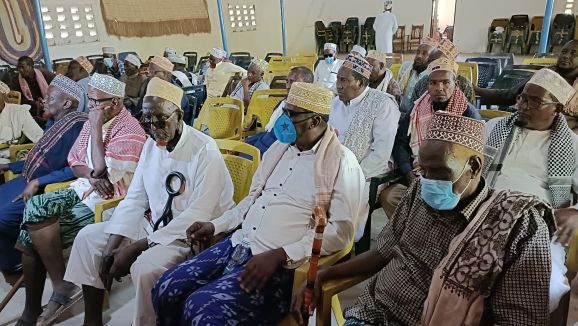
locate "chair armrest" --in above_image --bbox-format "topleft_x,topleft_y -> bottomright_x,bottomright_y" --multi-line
45,180 -> 74,193
321,274 -> 372,300
9,143 -> 34,161
0,143 -> 8,150
369,170 -> 402,209
94,196 -> 125,223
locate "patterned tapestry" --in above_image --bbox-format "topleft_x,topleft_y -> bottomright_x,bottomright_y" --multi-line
0,0 -> 43,65
100,0 -> 211,37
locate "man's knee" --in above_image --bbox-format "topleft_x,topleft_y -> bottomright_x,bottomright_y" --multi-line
130,251 -> 165,286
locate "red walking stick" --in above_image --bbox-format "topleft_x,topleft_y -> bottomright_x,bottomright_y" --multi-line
301,205 -> 328,324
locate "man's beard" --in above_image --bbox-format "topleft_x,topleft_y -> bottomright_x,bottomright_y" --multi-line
432,101 -> 449,111
414,63 -> 427,74
514,117 -> 528,128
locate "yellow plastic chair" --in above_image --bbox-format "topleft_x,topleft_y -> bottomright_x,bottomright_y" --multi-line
479,109 -> 511,120
3,143 -> 34,182
522,57 -> 557,65
389,63 -> 401,80
6,91 -> 21,105
215,139 -> 260,203
193,98 -> 244,140
243,89 -> 287,137
457,62 -> 478,86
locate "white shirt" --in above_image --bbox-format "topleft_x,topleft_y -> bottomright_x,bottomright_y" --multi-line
211,142 -> 365,266
373,11 -> 398,53
230,80 -> 269,103
104,124 -> 235,245
204,61 -> 247,98
484,118 -> 578,208
329,87 -> 400,178
314,59 -> 344,92
172,71 -> 194,87
0,103 -> 43,144
264,100 -> 286,132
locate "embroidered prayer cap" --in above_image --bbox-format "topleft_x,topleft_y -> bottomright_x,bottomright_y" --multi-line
366,50 -> 388,64
437,39 -> 460,61
250,58 -> 269,72
88,73 -> 126,98
420,36 -> 440,48
527,68 -> 574,105
384,0 -> 393,10
351,45 -> 367,57
164,47 -> 177,56
145,77 -> 183,110
102,46 -> 115,55
75,56 -> 93,74
286,82 -> 333,115
150,55 -> 174,72
167,54 -> 186,65
0,81 -> 10,95
425,111 -> 485,154
324,43 -> 338,52
124,54 -> 142,68
210,48 -> 227,59
50,75 -> 85,103
342,54 -> 373,79
427,57 -> 459,75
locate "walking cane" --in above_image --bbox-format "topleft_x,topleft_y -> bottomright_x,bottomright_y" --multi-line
301,205 -> 328,324
153,171 -> 186,231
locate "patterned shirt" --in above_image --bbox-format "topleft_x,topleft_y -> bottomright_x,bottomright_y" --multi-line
410,74 -> 477,105
345,179 -> 551,325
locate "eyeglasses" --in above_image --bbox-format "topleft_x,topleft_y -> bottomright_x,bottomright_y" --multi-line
143,111 -> 178,129
516,94 -> 558,111
87,97 -> 115,107
323,54 -> 334,58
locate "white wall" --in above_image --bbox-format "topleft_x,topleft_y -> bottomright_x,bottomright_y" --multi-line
453,0 -> 572,53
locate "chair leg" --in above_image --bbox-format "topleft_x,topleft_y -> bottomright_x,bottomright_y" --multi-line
355,210 -> 373,254
0,275 -> 24,313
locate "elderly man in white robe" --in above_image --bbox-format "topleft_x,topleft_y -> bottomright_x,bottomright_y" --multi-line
63,78 -> 235,326
314,43 -> 344,93
483,68 -> 578,313
205,47 -> 246,98
373,0 -> 398,53
329,54 -> 400,242
0,81 -> 43,163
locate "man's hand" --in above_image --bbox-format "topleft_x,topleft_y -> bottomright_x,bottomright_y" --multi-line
186,222 -> 215,244
291,268 -> 328,325
13,179 -> 40,202
238,248 -> 286,293
88,107 -> 105,127
89,177 -> 114,199
554,208 -> 578,245
0,163 -> 9,172
240,78 -> 250,88
108,243 -> 143,280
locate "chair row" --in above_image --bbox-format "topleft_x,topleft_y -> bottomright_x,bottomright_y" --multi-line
315,18 -> 373,54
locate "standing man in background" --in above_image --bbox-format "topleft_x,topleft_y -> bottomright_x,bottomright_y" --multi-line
373,0 -> 398,53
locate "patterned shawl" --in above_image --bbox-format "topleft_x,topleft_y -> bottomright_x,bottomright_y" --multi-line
22,111 -> 87,180
18,68 -> 49,101
482,112 -> 575,208
342,88 -> 391,161
230,79 -> 267,100
409,88 -> 468,156
421,189 -> 555,326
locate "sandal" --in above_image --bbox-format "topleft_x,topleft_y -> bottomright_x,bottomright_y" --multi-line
15,317 -> 36,326
35,287 -> 83,326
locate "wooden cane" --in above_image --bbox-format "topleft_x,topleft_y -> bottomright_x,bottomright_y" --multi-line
301,205 -> 328,324
0,275 -> 24,313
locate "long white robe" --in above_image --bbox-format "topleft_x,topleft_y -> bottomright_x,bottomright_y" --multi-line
0,103 -> 43,163
373,11 -> 398,53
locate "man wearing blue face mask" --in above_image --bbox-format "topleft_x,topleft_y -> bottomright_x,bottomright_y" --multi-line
298,112 -> 554,326
102,47 -> 125,79
314,43 -> 343,93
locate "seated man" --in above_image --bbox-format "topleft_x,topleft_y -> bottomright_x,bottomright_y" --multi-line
120,54 -> 147,115
168,53 -> 196,87
410,39 -> 477,106
350,45 -> 367,57
63,77 -> 235,326
0,75 -> 87,286
381,58 -> 481,218
244,66 -> 314,155
314,43 -> 344,92
152,82 -> 365,325
483,68 -> 578,312
229,58 -> 270,109
398,36 -> 438,101
67,56 -> 94,113
0,81 -> 43,163
15,73 -> 146,325
365,50 -> 402,104
205,47 -> 247,98
102,46 -> 125,78
299,112 -> 554,325
10,56 -> 56,120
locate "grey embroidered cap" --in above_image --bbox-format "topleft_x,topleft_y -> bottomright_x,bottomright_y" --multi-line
88,73 -> 126,97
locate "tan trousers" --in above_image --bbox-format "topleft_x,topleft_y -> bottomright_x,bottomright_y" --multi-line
64,222 -> 190,326
378,183 -> 408,218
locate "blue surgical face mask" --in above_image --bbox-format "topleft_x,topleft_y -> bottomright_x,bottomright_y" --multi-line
419,163 -> 471,211
325,57 -> 335,65
273,113 -> 297,144
103,57 -> 113,68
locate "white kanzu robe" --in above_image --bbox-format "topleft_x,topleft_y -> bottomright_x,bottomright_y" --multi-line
64,124 -> 235,326
373,11 -> 398,53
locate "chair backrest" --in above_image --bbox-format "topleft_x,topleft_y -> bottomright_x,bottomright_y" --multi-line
364,17 -> 376,28
530,16 -> 544,32
270,75 -> 288,89
86,55 -> 103,66
245,89 -> 287,127
6,91 -> 21,105
265,53 -> 283,62
491,69 -> 535,89
315,21 -> 326,33
52,58 -> 73,75
457,65 -> 473,82
183,52 -> 198,72
193,97 -> 244,140
509,15 -> 529,29
222,74 -> 243,97
522,57 -> 557,65
394,26 -> 405,40
457,62 -> 478,86
410,25 -> 424,39
479,109 -> 511,120
195,56 -> 210,74
384,53 -> 403,66
215,139 -> 260,203
490,18 -> 510,30
230,52 -> 252,70
389,63 -> 401,80
118,51 -> 138,62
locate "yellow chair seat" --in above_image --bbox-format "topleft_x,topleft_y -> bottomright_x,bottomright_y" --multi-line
193,98 -> 244,140
215,139 -> 260,203
243,89 -> 287,137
